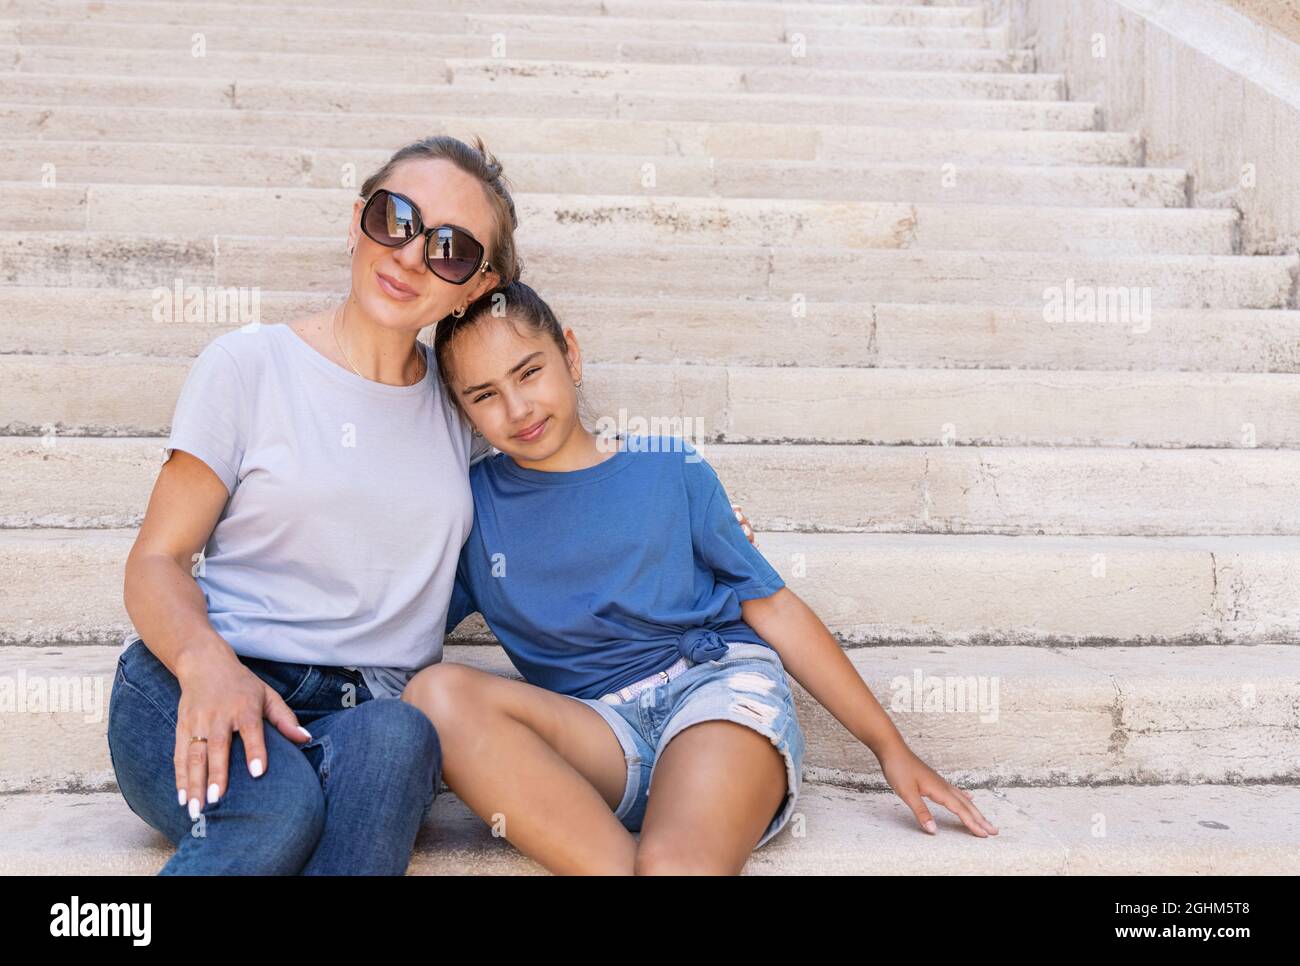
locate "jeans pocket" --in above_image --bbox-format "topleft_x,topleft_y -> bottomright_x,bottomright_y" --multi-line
239,656 -> 317,706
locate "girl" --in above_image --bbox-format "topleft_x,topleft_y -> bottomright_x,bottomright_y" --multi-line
403,280 -> 999,875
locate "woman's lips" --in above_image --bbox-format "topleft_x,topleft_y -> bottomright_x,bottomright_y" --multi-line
513,417 -> 548,441
376,270 -> 418,300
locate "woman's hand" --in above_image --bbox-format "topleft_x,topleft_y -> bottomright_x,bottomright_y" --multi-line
731,503 -> 758,547
879,743 -> 999,838
173,648 -> 313,820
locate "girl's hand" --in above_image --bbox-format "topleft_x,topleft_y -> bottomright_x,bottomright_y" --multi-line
731,503 -> 758,547
879,743 -> 999,838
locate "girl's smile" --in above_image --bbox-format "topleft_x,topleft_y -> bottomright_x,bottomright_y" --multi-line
513,416 -> 550,442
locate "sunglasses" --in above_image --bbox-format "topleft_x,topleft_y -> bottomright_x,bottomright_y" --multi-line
358,188 -> 492,285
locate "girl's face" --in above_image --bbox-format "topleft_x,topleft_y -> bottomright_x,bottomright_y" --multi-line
446,314 -> 585,463
347,157 -> 500,333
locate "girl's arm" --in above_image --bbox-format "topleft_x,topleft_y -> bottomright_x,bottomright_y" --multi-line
740,587 -> 998,838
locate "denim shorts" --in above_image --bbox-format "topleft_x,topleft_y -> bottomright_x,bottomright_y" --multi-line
571,640 -> 805,849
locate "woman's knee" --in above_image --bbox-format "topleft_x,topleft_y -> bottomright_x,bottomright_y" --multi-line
349,697 -> 441,783
164,733 -> 327,874
110,668 -> 326,864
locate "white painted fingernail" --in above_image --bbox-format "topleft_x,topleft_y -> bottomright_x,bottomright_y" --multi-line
250,758 -> 264,778
298,726 -> 313,740
178,788 -> 186,807
924,819 -> 937,834
734,510 -> 743,521
188,797 -> 201,821
207,783 -> 220,804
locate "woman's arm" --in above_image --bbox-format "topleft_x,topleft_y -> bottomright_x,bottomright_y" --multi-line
126,451 -> 241,680
740,587 -> 998,838
125,450 -> 310,819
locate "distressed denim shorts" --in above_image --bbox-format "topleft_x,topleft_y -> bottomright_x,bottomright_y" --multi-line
570,641 -> 805,849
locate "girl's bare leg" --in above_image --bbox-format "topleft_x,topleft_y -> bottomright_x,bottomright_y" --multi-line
403,662 -> 637,875
635,720 -> 787,875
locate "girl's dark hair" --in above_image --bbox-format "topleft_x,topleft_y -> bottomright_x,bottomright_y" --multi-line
433,280 -> 589,421
359,134 -> 523,290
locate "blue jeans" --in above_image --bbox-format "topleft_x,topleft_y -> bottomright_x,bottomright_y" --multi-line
571,641 -> 806,848
106,638 -> 441,875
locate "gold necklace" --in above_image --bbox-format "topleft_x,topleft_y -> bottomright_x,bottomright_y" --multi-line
331,303 -> 426,387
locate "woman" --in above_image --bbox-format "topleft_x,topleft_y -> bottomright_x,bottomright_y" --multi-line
401,280 -> 999,875
107,135 -> 524,874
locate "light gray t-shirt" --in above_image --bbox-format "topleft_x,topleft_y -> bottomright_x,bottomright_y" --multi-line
125,322 -> 492,700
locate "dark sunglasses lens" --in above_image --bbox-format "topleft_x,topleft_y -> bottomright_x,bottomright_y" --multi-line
363,190 -> 419,245
427,226 -> 482,282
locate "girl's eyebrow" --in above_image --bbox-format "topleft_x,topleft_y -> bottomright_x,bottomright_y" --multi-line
461,351 -> 544,395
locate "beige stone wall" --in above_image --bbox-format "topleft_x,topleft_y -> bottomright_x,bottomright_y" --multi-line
989,0 -> 1300,255
1226,0 -> 1300,46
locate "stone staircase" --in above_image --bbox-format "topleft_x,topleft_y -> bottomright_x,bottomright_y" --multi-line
1,0 -> 1298,874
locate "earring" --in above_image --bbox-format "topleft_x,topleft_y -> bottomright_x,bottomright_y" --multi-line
574,379 -> 583,388
452,304 -> 467,318
347,242 -> 355,255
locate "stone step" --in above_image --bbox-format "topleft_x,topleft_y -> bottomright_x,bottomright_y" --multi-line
2,529 -> 1296,647
7,438 -> 1300,535
0,15 -> 1011,52
6,353 -> 1300,446
3,235 -> 1291,307
5,291 -> 1299,372
7,783 -> 1298,874
657,0 -> 985,4
0,75 -> 1095,129
2,642 -> 1296,793
2,0 -> 990,30
3,40 -> 1039,76
1,59 -> 1066,102
12,185 -> 1219,246
1,107 -> 1138,165
7,162 -> 1206,219
209,0 -> 986,8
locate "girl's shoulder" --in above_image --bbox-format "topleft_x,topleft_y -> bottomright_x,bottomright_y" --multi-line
620,432 -> 699,460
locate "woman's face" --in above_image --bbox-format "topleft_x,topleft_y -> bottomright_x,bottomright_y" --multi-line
347,157 -> 500,333
446,315 -> 585,463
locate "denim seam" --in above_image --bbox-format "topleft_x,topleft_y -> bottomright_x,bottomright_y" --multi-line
577,697 -> 644,819
113,669 -> 179,730
316,734 -> 333,785
277,666 -> 318,706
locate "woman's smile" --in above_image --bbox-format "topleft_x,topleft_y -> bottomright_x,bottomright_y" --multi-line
375,269 -> 418,301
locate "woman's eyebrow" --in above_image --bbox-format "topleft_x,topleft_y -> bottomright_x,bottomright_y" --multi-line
461,351 -> 544,394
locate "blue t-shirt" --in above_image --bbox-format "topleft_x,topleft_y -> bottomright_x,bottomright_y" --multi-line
445,433 -> 787,699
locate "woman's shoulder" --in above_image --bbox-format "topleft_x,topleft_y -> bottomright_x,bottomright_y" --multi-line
211,320 -> 292,354
194,322 -> 293,380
